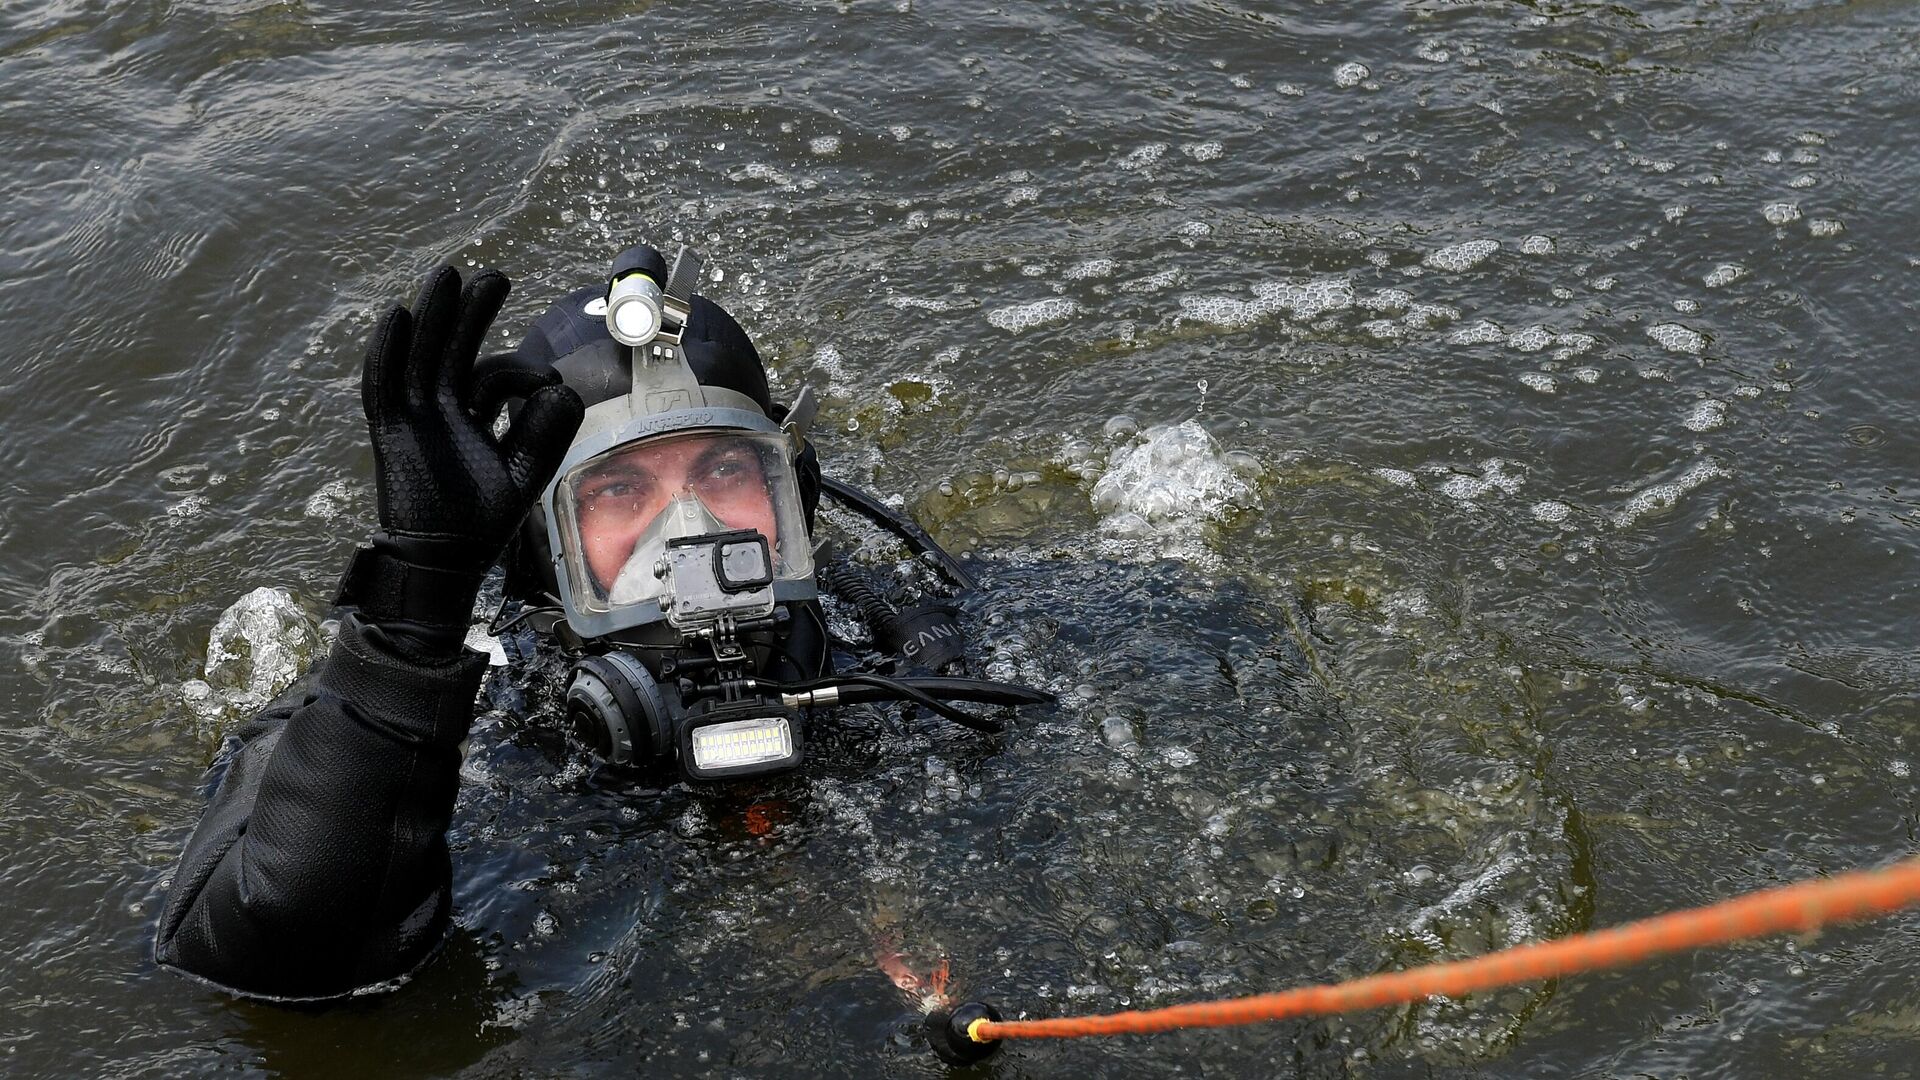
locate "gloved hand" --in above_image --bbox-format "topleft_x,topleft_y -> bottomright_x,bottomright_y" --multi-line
337,266 -> 584,643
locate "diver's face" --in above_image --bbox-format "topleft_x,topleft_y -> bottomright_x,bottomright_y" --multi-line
575,435 -> 779,591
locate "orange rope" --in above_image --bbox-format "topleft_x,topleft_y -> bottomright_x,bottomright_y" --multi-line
969,855 -> 1920,1043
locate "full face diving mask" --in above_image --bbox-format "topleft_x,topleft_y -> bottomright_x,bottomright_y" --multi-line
539,245 -> 822,780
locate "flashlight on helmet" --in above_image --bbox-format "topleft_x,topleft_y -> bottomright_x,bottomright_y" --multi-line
604,244 -> 670,346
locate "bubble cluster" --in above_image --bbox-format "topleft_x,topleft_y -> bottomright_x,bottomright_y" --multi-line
1647,323 -> 1707,354
1531,500 -> 1572,524
1519,372 -> 1556,393
1612,460 -> 1729,527
1065,258 -> 1117,280
1704,264 -> 1747,288
985,297 -> 1077,332
1762,202 -> 1801,225
1450,320 -> 1505,345
1181,141 -> 1224,162
1117,142 -> 1169,171
1177,277 -> 1356,330
1508,326 -> 1552,352
302,478 -> 353,521
1683,399 -> 1727,431
1423,239 -> 1500,272
1520,235 -> 1555,255
807,135 -> 842,156
1440,458 -> 1524,502
1334,61 -> 1371,88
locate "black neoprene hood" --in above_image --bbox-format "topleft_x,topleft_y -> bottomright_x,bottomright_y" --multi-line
511,285 -> 775,415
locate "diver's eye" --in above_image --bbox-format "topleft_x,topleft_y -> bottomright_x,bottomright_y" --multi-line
699,449 -> 761,488
583,471 -> 655,505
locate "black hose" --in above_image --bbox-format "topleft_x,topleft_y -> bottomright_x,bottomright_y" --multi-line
776,673 -> 1007,735
887,676 -> 1055,707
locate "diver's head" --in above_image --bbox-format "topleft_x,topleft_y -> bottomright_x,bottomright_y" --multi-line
501,243 -> 821,642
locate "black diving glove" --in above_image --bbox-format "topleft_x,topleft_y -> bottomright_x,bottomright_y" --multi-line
335,266 -> 584,656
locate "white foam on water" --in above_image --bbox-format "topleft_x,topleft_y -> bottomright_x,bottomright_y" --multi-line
1809,218 -> 1845,237
166,494 -> 208,519
1404,302 -> 1459,329
1423,239 -> 1500,272
1005,186 -> 1039,207
1673,298 -> 1699,313
1518,372 -> 1556,393
1334,61 -> 1371,87
1064,258 -> 1116,280
1119,267 -> 1183,292
986,297 -> 1077,332
884,294 -> 957,312
303,478 -> 352,521
1683,399 -> 1727,431
1762,202 -> 1801,225
1117,142 -> 1169,171
1612,460 -> 1730,527
1176,220 -> 1212,238
888,124 -> 911,141
1250,277 -> 1354,318
1276,82 -> 1305,96
1507,326 -> 1552,352
1181,141 -> 1224,162
1572,367 -> 1600,383
737,162 -> 794,186
1373,467 -> 1417,487
1440,458 -> 1524,502
1358,287 -> 1412,312
1788,173 -> 1818,189
808,135 -> 842,155
1178,277 -> 1355,330
1449,320 -> 1504,345
1520,235 -> 1555,255
1704,263 -> 1747,288
1090,421 -> 1254,567
1361,319 -> 1401,340
1531,500 -> 1572,524
1647,322 -> 1706,354
904,210 -> 929,230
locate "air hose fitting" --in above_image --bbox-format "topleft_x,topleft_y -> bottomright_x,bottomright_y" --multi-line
926,1000 -> 1003,1065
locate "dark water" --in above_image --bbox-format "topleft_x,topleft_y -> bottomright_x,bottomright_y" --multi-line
4,1 -> 1918,1076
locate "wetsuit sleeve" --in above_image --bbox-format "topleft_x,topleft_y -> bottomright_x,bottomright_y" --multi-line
153,612 -> 487,1002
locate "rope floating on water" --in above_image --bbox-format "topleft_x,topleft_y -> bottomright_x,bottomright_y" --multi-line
959,855 -> 1920,1046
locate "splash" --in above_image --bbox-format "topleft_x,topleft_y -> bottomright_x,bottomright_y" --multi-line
182,586 -> 326,730
1090,421 -> 1256,567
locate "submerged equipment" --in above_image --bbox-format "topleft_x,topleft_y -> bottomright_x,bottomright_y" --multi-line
499,243 -> 1050,782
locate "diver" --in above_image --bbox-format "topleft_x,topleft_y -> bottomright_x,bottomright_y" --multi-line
153,245 -> 1049,1001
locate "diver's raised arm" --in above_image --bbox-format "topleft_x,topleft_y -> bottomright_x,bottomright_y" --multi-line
153,267 -> 583,1001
